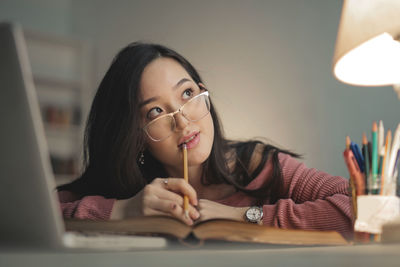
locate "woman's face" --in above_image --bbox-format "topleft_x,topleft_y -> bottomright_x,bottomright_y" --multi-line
139,57 -> 214,175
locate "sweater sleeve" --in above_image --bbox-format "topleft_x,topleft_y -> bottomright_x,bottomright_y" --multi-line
262,153 -> 354,240
57,190 -> 115,220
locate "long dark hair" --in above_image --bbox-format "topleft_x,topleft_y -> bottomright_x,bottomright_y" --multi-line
58,42 -> 298,204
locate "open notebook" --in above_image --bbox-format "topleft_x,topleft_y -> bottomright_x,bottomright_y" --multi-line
0,22 -> 166,251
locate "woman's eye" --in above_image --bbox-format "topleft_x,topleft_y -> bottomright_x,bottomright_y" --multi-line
182,88 -> 193,99
147,107 -> 163,120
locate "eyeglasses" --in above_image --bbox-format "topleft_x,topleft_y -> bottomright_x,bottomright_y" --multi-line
143,91 -> 210,141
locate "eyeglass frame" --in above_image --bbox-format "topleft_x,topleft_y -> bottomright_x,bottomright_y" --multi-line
142,91 -> 210,142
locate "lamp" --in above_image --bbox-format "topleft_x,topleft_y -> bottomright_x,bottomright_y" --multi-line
333,0 -> 400,98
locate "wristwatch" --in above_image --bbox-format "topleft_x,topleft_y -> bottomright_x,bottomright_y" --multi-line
245,206 -> 263,224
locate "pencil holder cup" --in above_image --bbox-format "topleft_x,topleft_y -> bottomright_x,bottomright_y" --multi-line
367,174 -> 381,195
367,174 -> 398,195
354,195 -> 400,237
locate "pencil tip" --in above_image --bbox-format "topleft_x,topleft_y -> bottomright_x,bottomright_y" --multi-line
372,121 -> 377,131
346,136 -> 351,149
362,132 -> 368,144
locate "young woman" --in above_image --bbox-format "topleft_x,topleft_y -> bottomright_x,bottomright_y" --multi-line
58,42 -> 353,239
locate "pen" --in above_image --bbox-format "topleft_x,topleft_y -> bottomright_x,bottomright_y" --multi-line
387,123 -> 400,182
393,150 -> 400,181
344,136 -> 365,195
371,121 -> 379,194
182,143 -> 189,218
362,133 -> 370,194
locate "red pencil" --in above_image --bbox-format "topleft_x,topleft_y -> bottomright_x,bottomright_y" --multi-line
343,136 -> 365,195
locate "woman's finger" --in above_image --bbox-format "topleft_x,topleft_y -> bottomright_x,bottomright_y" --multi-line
142,184 -> 200,221
154,193 -> 200,222
156,178 -> 198,206
148,183 -> 184,205
146,197 -> 196,225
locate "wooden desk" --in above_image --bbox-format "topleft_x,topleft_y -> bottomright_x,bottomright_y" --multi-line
1,243 -> 400,267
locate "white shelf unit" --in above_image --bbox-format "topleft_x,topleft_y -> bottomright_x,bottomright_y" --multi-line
24,30 -> 91,185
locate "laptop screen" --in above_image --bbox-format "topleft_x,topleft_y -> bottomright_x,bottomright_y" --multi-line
0,22 -> 65,249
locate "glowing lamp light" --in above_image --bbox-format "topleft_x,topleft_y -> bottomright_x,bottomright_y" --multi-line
333,0 -> 400,98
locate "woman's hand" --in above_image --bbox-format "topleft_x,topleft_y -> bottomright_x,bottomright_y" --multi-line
196,199 -> 248,223
111,178 -> 200,225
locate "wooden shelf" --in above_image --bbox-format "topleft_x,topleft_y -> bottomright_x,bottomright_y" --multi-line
44,123 -> 81,136
24,29 -> 90,184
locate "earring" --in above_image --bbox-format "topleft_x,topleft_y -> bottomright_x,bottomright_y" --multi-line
138,152 -> 145,165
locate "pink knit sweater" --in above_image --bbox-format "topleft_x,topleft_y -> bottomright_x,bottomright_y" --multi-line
58,153 -> 354,239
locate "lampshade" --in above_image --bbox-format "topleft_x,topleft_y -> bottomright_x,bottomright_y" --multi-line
333,0 -> 400,87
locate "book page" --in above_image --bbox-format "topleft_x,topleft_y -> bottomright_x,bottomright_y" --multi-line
65,216 -> 192,239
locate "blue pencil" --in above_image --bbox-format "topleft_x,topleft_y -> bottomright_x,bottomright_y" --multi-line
350,141 -> 364,173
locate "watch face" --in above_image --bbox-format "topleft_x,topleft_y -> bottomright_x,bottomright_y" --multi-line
246,207 -> 263,223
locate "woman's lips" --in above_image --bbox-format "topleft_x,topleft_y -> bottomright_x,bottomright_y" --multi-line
184,132 -> 200,149
178,132 -> 200,149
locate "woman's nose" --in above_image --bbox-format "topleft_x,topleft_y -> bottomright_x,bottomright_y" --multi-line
174,112 -> 189,131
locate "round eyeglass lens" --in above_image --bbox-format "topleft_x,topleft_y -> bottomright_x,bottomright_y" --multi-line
146,115 -> 175,141
183,94 -> 210,121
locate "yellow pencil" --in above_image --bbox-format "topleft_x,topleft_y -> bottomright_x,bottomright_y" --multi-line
182,144 -> 189,218
381,130 -> 392,195
345,136 -> 357,217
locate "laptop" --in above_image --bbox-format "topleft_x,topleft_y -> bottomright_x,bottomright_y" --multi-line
0,22 -> 167,251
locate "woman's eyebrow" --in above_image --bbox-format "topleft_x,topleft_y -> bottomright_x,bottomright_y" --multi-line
173,78 -> 191,89
139,78 -> 192,107
139,96 -> 158,108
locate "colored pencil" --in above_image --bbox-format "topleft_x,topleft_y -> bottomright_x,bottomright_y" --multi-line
344,136 -> 365,195
344,136 -> 358,218
380,130 -> 391,195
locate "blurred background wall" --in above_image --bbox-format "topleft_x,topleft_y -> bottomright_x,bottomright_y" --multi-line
1,0 -> 399,178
